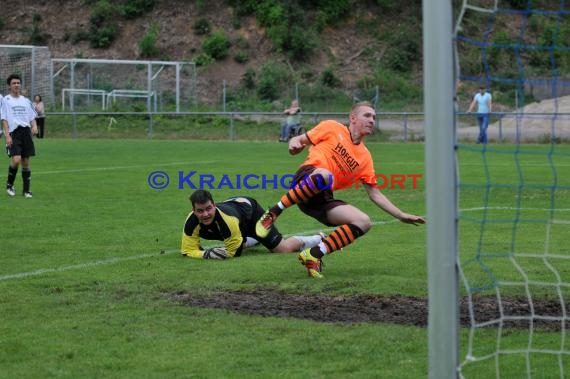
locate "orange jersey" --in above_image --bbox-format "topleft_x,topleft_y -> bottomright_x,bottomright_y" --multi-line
305,120 -> 377,191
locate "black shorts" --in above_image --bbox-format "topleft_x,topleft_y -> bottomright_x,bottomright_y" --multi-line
241,197 -> 283,250
292,165 -> 347,226
8,127 -> 35,158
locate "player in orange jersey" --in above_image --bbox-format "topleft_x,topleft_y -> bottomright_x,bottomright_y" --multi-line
255,101 -> 425,278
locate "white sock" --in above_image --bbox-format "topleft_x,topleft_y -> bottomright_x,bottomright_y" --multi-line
277,201 -> 285,210
244,237 -> 259,248
294,234 -> 324,251
318,241 -> 328,255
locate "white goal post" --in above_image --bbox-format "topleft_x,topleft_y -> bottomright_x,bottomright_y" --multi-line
423,1 -> 458,378
106,89 -> 157,112
61,88 -> 106,111
52,58 -> 196,112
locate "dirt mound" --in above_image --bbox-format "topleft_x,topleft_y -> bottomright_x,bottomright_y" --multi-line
460,95 -> 570,142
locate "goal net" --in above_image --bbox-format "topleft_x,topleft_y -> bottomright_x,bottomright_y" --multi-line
454,2 -> 570,378
0,45 -> 52,105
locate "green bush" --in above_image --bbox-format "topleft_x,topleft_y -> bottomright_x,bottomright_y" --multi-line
119,0 -> 156,19
89,25 -> 117,48
139,23 -> 160,57
67,30 -> 91,44
202,31 -> 231,60
257,76 -> 279,102
193,18 -> 211,35
382,28 -> 420,73
90,0 -> 115,26
228,0 -> 318,62
194,52 -> 214,67
233,51 -> 249,63
254,2 -> 284,27
366,69 -> 422,110
256,61 -> 290,101
88,0 -> 118,48
488,31 -> 518,76
279,25 -> 317,61
27,13 -> 50,45
240,68 -> 256,90
321,68 -> 342,88
309,0 -> 350,26
226,0 -> 257,17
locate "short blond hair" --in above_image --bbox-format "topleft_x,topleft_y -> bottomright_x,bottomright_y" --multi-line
351,101 -> 374,115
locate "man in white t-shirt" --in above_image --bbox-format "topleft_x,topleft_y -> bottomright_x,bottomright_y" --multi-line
467,86 -> 493,144
1,74 -> 38,198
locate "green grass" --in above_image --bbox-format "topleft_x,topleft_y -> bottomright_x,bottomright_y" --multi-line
43,113 -> 398,142
0,139 -> 568,378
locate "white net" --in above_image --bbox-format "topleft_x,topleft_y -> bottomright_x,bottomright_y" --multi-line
0,44 -> 51,104
52,58 -> 196,112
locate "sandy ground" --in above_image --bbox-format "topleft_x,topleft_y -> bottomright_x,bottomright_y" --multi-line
379,95 -> 570,143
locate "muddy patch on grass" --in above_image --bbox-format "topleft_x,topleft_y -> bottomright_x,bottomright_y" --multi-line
167,288 -> 568,329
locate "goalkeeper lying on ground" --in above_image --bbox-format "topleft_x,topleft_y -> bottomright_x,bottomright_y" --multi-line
181,189 -> 324,259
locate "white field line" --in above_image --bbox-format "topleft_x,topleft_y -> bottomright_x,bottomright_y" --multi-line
0,220 -> 397,282
0,250 -> 179,281
2,207 -> 569,282
35,160 -> 219,175
34,160 -> 570,175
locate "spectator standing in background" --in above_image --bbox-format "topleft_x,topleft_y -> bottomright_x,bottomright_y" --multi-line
33,95 -> 46,138
467,86 -> 492,144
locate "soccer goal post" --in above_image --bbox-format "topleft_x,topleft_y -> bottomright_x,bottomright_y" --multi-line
423,1 -> 459,378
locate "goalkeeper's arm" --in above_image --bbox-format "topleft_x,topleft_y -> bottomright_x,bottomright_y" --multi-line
181,233 -> 226,259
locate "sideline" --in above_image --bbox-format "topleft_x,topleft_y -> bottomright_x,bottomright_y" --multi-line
35,160 -> 219,175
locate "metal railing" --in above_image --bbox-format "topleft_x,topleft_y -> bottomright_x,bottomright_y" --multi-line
45,110 -> 570,142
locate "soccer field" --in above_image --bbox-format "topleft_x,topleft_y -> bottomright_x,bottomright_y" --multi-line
0,139 -> 567,378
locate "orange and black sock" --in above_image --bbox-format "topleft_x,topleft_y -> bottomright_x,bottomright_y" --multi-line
279,174 -> 327,208
311,223 -> 365,259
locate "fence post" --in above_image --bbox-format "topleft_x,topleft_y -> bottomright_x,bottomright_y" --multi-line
72,113 -> 78,139
148,113 -> 154,140
229,113 -> 235,141
498,115 -> 503,143
404,112 -> 409,142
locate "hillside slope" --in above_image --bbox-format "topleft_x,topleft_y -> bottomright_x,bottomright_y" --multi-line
0,0 -> 419,106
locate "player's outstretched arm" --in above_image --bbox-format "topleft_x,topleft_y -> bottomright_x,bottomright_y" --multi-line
364,184 -> 425,225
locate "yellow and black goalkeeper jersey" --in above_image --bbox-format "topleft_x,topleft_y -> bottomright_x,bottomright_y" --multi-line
181,199 -> 255,259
